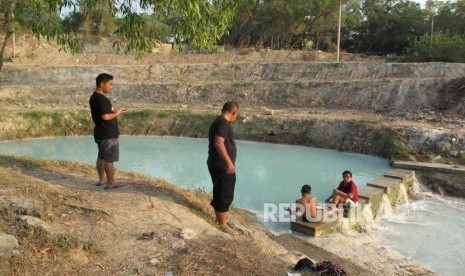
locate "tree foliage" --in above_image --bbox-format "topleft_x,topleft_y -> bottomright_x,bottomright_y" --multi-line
411,32 -> 465,62
2,0 -> 465,69
341,0 -> 427,55
224,0 -> 353,50
0,0 -> 240,71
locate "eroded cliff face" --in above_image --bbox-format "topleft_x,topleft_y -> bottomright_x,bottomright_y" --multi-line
1,62 -> 465,161
2,63 -> 465,115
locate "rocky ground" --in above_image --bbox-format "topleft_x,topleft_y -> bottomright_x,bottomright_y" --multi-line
0,155 -> 298,275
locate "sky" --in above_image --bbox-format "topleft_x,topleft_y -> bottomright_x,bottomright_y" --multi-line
414,0 -> 427,7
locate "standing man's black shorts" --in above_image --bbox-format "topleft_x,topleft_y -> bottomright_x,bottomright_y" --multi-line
95,138 -> 119,162
208,166 -> 236,212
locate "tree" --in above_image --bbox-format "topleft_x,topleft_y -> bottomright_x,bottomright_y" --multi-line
224,0 -> 353,50
412,32 -> 465,62
352,0 -> 427,56
432,0 -> 465,36
0,0 -> 240,72
0,0 -> 14,72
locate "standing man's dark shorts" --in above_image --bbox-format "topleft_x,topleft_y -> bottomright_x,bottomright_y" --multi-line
209,166 -> 236,212
96,138 -> 119,162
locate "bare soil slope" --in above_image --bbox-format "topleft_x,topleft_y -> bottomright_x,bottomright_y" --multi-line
0,156 -> 293,275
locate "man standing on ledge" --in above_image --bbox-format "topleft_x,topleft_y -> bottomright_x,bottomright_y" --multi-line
207,101 -> 239,234
89,73 -> 125,190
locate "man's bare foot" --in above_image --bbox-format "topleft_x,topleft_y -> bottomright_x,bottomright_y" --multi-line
219,225 -> 238,236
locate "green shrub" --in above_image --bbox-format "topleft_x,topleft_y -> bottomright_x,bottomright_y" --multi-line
410,32 -> 465,62
392,138 -> 411,158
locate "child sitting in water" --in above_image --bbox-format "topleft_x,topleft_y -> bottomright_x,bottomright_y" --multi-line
287,184 -> 318,222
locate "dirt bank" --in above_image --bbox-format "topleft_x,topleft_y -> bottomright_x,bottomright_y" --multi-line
0,155 -> 298,275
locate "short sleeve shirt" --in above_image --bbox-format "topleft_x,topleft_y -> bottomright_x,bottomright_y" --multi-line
207,115 -> 237,169
89,92 -> 119,140
337,180 -> 359,202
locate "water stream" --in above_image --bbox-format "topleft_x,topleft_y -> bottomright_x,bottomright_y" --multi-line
378,191 -> 465,276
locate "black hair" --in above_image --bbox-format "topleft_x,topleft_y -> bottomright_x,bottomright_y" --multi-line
342,170 -> 352,177
301,184 -> 311,195
96,73 -> 113,88
221,101 -> 239,113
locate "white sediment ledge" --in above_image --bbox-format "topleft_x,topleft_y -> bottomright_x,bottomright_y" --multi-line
392,161 -> 465,175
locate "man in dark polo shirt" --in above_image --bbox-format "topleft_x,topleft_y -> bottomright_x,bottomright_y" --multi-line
89,73 -> 124,190
332,170 -> 359,208
207,101 -> 239,234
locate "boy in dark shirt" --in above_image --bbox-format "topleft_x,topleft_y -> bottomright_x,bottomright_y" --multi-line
89,73 -> 124,190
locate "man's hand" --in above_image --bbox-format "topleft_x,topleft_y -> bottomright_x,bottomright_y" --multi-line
102,108 -> 123,121
226,163 -> 235,174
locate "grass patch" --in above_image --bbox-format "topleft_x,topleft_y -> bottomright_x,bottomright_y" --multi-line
351,222 -> 368,233
392,138 -> 412,158
456,152 -> 465,165
156,110 -> 170,119
0,157 -> 104,275
123,109 -> 153,119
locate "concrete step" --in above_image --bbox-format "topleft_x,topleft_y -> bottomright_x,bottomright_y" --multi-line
358,185 -> 385,214
290,219 -> 341,237
367,177 -> 403,206
384,169 -> 415,180
392,161 -> 465,176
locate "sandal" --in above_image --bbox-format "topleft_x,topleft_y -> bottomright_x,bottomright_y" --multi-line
104,184 -> 126,190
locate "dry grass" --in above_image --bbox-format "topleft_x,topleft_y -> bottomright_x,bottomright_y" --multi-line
0,164 -> 102,276
0,155 -> 294,276
165,234 -> 289,276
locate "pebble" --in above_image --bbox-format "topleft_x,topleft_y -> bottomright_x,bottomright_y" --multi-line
150,258 -> 160,265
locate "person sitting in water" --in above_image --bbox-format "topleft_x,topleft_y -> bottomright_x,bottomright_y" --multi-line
287,184 -> 318,222
328,170 -> 359,208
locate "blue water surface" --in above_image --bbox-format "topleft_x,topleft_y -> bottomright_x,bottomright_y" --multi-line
0,135 -> 389,214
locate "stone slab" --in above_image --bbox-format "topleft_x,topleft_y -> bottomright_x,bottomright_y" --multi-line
357,186 -> 385,202
274,234 -> 374,275
290,219 -> 340,237
384,169 -> 414,180
392,161 -> 465,176
358,186 -> 386,216
367,177 -> 401,191
0,232 -> 22,257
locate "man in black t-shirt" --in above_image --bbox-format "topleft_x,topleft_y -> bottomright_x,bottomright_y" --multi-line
89,73 -> 125,190
207,101 -> 239,235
